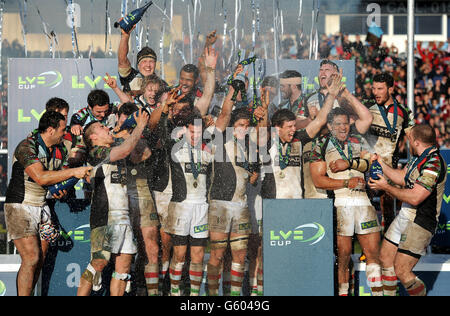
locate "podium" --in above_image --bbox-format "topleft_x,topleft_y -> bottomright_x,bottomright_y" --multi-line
263,199 -> 335,296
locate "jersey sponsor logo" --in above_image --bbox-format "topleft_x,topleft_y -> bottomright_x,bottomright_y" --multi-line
194,224 -> 209,234
184,163 -> 208,174
239,223 -> 251,231
361,220 -> 378,230
274,155 -> 301,167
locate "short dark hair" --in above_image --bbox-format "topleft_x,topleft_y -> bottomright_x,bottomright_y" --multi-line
230,107 -> 252,127
46,97 -> 69,112
87,89 -> 110,108
180,64 -> 200,81
279,70 -> 302,91
411,124 -> 437,147
38,111 -> 65,133
271,109 -> 296,127
373,73 -> 394,88
261,76 -> 279,89
320,59 -> 340,72
279,70 -> 302,79
118,102 -> 138,117
327,107 -> 350,125
175,108 -> 204,129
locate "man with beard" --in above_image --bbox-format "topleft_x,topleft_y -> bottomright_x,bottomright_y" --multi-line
4,111 -> 92,296
278,70 -> 307,125
310,108 -> 382,296
369,125 -> 446,296
303,60 -> 373,199
364,73 -> 414,232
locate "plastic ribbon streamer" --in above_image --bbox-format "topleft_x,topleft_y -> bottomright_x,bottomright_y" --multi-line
187,2 -> 193,64
297,0 -> 304,46
234,0 -> 241,61
18,0 -> 28,57
159,0 -> 167,80
0,0 -> 4,96
32,0 -> 54,58
222,2 -> 228,70
309,0 -> 320,60
68,0 -> 80,58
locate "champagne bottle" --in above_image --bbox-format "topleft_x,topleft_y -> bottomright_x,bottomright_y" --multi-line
48,177 -> 79,196
114,1 -> 153,34
370,160 -> 383,180
117,108 -> 150,133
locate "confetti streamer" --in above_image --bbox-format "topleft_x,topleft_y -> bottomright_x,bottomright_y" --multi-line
68,0 -> 80,58
18,0 -> 28,57
0,0 -> 4,98
160,0 -> 167,80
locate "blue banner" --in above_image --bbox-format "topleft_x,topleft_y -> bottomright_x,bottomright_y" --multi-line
263,199 -> 334,296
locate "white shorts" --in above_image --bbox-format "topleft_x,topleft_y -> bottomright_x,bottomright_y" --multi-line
154,191 -> 172,230
4,203 -> 52,242
384,209 -> 432,258
128,179 -> 159,228
335,198 -> 381,237
208,200 -> 251,234
165,201 -> 209,239
90,224 -> 137,258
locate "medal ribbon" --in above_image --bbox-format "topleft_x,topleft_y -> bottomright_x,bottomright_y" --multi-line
404,146 -> 436,185
330,136 -> 352,162
378,99 -> 398,136
234,137 -> 250,172
188,144 -> 202,180
278,141 -> 292,170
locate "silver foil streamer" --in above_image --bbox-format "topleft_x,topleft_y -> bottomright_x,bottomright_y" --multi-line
68,0 -> 80,58
0,0 -> 4,95
18,0 -> 28,57
160,0 -> 167,80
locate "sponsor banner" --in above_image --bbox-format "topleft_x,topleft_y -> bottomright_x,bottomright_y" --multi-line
263,199 -> 334,296
431,149 -> 450,247
7,58 -> 119,198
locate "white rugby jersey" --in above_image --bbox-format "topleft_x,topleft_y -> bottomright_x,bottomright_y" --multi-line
260,129 -> 312,199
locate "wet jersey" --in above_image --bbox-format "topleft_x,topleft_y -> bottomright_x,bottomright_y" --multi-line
302,90 -> 340,198
261,129 -> 312,199
310,133 -> 371,201
364,99 -> 414,168
401,148 -> 447,233
5,130 -> 68,207
119,66 -> 143,93
304,90 -> 340,112
134,95 -> 159,115
158,113 -> 213,203
88,145 -> 130,230
209,132 -> 260,204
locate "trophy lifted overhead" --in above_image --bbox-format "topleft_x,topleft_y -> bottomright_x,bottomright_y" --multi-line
114,1 -> 153,34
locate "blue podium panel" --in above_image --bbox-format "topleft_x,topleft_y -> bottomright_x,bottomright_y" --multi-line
353,254 -> 450,296
0,255 -> 21,296
42,200 -> 91,296
431,149 -> 450,247
263,199 -> 334,296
